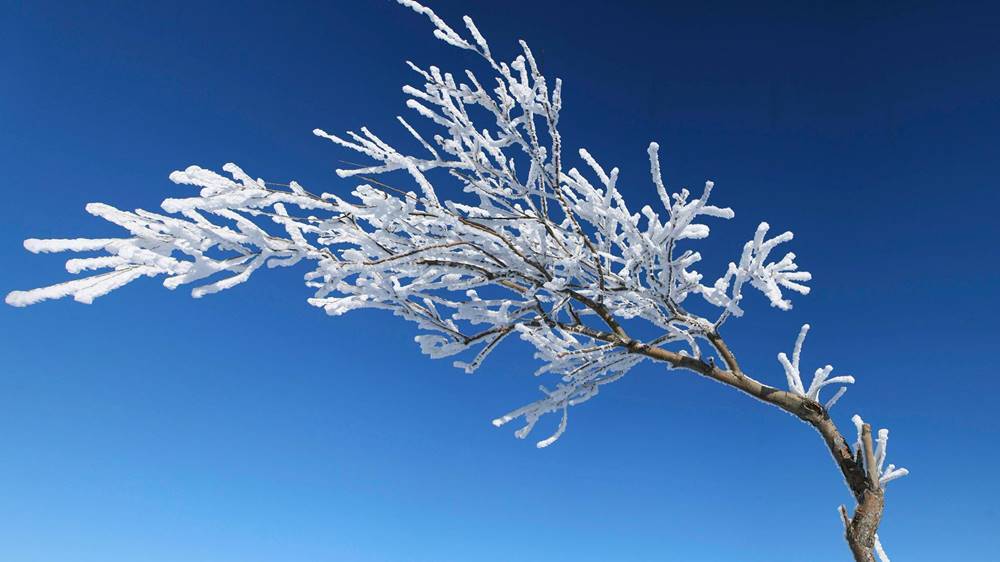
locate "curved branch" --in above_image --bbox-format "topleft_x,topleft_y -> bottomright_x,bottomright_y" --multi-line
615,331 -> 883,561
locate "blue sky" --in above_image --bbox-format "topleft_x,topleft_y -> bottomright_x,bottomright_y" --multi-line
2,1 -> 998,560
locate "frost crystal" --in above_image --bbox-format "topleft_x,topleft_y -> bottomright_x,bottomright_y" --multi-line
851,414 -> 909,488
7,2 -> 819,448
6,5 -> 913,560
777,324 -> 855,409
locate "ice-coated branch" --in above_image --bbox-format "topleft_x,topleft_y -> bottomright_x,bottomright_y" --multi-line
873,534 -> 891,562
7,1 -> 813,448
836,415 -> 908,562
6,2 -> 909,560
6,165 -> 334,307
777,324 -> 855,409
851,415 -> 909,487
702,222 -> 811,327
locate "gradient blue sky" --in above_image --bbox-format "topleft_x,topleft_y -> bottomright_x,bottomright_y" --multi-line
2,1 -> 998,560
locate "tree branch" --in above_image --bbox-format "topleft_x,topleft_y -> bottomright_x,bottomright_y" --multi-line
621,333 -> 883,562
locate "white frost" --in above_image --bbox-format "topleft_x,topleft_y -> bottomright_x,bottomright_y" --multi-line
851,414 -> 910,488
778,324 -> 854,409
8,1 -> 827,449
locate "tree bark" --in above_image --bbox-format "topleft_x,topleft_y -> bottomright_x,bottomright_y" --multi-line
620,333 -> 884,561
559,298 -> 887,560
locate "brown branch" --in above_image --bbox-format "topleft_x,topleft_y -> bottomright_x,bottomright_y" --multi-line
590,328 -> 884,562
363,241 -> 474,266
862,424 -> 878,488
563,289 -> 629,342
840,424 -> 885,562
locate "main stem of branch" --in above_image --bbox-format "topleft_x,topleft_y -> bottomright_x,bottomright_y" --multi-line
624,333 -> 884,561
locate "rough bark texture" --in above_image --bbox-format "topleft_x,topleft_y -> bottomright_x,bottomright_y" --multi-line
580,322 -> 885,561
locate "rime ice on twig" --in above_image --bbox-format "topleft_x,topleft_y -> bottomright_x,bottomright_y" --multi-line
702,222 -> 811,327
6,4 -> 913,561
776,324 -> 855,410
851,415 -> 909,488
842,415 -> 907,561
873,533 -> 891,562
7,1 -> 815,447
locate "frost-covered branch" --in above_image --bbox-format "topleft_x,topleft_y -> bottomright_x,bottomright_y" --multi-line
777,324 -> 855,410
7,1 -> 812,448
851,415 -> 909,488
833,415 -> 908,562
6,3 -> 907,560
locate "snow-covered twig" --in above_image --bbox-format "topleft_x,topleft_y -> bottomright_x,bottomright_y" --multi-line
7,4 -> 907,560
851,415 -> 909,487
777,324 -> 854,410
7,3 -> 812,447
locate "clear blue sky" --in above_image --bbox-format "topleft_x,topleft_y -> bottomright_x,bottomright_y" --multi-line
2,1 -> 998,560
